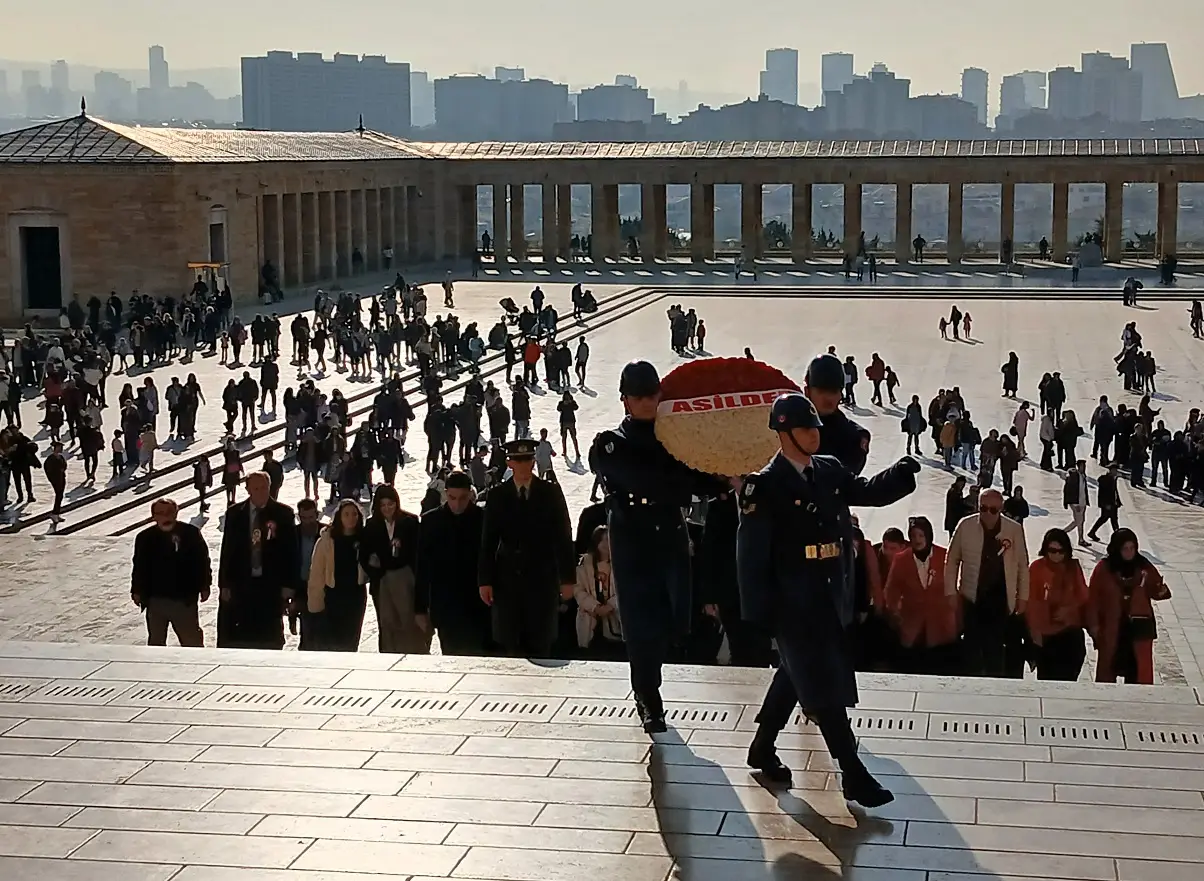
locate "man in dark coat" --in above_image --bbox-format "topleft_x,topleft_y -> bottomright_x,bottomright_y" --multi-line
738,393 -> 919,806
804,354 -> 872,475
1088,462 -> 1123,541
416,471 -> 491,655
131,497 -> 212,646
590,360 -> 725,733
217,471 -> 298,649
478,439 -> 575,658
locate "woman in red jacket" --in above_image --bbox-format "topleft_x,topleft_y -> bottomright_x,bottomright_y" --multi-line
1087,528 -> 1170,685
883,516 -> 960,675
1025,528 -> 1089,681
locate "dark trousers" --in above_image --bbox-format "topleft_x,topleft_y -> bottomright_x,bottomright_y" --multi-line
492,582 -> 558,659
216,584 -> 285,650
316,585 -> 367,651
1035,627 -> 1086,681
1150,456 -> 1169,486
437,623 -> 492,656
719,601 -> 774,667
614,536 -> 691,709
963,598 -> 1025,678
895,641 -> 961,676
1089,506 -> 1120,537
1093,435 -> 1112,464
145,597 -> 203,647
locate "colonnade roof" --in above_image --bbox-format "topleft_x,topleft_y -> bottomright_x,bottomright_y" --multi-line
2,114 -> 1203,165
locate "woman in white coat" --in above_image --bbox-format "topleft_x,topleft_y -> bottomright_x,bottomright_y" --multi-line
574,526 -> 624,660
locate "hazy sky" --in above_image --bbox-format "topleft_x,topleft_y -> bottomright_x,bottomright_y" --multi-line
5,0 -> 1203,96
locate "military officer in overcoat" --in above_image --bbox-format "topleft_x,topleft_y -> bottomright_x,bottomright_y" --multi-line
737,393 -> 919,806
806,353 -> 872,474
479,438 -> 576,658
590,360 -> 724,733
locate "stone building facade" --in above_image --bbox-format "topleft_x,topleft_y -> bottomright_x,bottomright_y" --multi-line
1,112 -> 1202,322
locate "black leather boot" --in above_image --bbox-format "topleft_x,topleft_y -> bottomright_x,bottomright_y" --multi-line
746,726 -> 793,786
840,761 -> 894,808
635,692 -> 667,735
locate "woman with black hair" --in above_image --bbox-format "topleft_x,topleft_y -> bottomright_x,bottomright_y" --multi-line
360,483 -> 426,653
1087,528 -> 1170,684
306,499 -> 368,651
1026,528 -> 1089,681
883,516 -> 958,675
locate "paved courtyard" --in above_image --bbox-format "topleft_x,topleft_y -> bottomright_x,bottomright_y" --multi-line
4,284 -> 1204,682
0,641 -> 1203,881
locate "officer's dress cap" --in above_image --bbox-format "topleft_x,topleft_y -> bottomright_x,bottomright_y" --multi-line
504,438 -> 538,460
806,353 -> 845,391
770,393 -> 824,431
619,360 -> 661,397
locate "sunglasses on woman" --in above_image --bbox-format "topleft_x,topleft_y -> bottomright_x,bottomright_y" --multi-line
1046,546 -> 1067,557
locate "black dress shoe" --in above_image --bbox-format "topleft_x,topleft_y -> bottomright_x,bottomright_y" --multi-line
747,729 -> 793,786
634,696 -> 668,735
842,772 -> 894,808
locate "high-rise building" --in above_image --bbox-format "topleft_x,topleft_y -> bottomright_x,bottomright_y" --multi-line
241,51 -> 411,136
494,67 -> 525,83
960,67 -> 989,125
94,71 -> 134,118
614,74 -> 638,89
1047,56 -> 1141,123
434,74 -> 570,140
577,82 -> 655,122
758,48 -> 799,105
149,45 -> 170,92
0,71 -> 8,117
999,74 -> 1028,117
825,67 -> 910,136
820,52 -> 854,106
410,70 -> 435,128
1019,71 -> 1047,109
1048,66 -> 1082,119
1130,42 -> 1180,120
49,60 -> 69,116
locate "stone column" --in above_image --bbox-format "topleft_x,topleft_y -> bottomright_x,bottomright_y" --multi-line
509,184 -> 527,261
1157,181 -> 1178,258
392,186 -> 408,263
262,194 -> 284,279
378,188 -> 394,264
300,192 -> 318,284
640,183 -> 667,261
1052,181 -> 1070,262
842,183 -> 862,256
280,193 -> 300,288
365,189 -> 381,271
791,183 -> 812,262
317,191 -> 335,280
592,183 -> 620,261
405,185 -> 422,262
334,190 -> 351,277
492,183 -> 508,262
690,183 -> 715,261
895,183 -> 913,263
1103,180 -> 1124,262
652,185 -> 669,259
741,182 -> 763,258
999,182 -> 1015,263
541,184 -> 558,262
947,182 -> 964,264
556,184 -> 573,258
350,190 -> 366,273
432,180 -> 456,261
458,185 -> 477,258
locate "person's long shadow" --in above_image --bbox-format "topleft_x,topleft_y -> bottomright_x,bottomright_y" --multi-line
648,734 -> 1002,880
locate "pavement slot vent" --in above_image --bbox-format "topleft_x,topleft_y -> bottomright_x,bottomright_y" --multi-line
213,690 -> 291,707
667,708 -> 732,725
928,716 -> 1024,743
1130,728 -> 1204,751
463,695 -> 563,722
371,694 -> 471,718
1026,720 -> 1124,747
851,715 -> 917,734
566,704 -> 638,721
392,697 -> 461,712
0,680 -> 42,701
303,693 -> 374,709
125,687 -> 207,705
29,684 -> 122,703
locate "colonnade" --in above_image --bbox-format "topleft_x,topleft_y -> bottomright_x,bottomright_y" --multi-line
476,178 -> 1183,265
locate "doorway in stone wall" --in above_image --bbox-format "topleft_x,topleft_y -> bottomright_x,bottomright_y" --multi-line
20,226 -> 62,310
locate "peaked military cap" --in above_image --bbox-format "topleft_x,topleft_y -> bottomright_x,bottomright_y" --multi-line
504,438 -> 538,460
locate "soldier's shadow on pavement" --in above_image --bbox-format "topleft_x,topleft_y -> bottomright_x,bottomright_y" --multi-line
649,737 -> 999,881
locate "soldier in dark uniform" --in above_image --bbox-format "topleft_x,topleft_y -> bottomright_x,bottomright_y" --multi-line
738,393 -> 919,806
701,484 -> 774,667
478,438 -> 576,658
590,360 -> 723,733
805,353 -> 872,475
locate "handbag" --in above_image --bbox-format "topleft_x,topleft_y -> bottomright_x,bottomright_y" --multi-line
1126,615 -> 1157,642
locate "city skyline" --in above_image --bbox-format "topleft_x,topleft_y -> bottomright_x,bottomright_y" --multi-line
2,0 -> 1202,106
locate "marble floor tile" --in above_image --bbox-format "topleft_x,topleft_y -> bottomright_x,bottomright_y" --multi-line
71,829 -> 311,868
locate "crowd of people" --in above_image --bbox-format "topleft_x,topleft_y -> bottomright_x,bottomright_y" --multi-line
4,270 -> 1198,696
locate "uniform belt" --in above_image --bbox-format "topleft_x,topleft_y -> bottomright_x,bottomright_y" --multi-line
616,493 -> 668,507
804,542 -> 842,560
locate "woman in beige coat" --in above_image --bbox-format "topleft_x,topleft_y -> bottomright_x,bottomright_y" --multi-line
306,499 -> 369,651
574,526 -> 623,659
